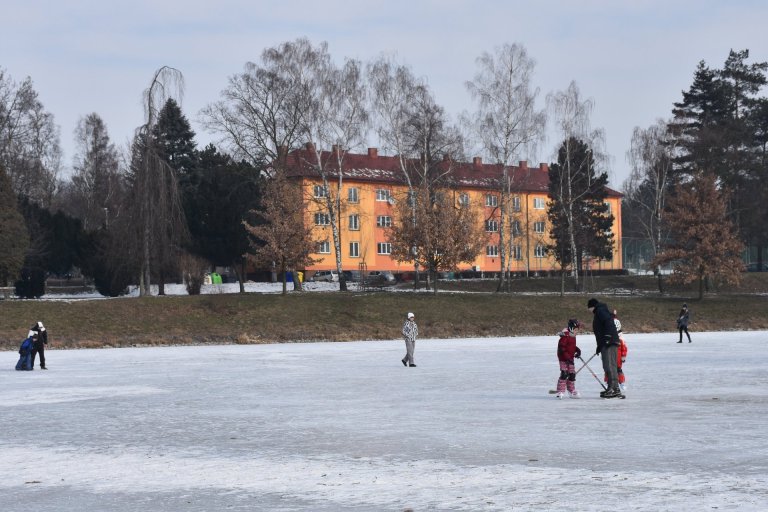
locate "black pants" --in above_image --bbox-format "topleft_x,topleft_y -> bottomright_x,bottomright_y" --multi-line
31,342 -> 46,368
678,326 -> 691,342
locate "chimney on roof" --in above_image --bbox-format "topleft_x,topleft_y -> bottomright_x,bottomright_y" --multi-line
367,147 -> 378,159
331,144 -> 340,155
472,156 -> 482,170
539,163 -> 549,172
519,160 -> 528,170
305,142 -> 315,152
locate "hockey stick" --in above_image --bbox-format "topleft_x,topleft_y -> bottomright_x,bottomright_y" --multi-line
578,355 -> 608,391
548,353 -> 597,393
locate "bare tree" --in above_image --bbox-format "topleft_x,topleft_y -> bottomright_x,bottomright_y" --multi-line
132,66 -> 188,296
389,184 -> 486,294
464,43 -> 546,291
625,119 -> 676,291
0,69 -> 62,206
368,56 -> 464,288
546,81 -> 607,290
64,113 -> 121,231
244,170 -> 317,295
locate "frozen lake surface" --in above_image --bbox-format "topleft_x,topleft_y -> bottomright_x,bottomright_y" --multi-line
2,331 -> 767,511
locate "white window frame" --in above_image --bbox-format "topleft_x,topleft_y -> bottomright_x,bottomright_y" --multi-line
485,219 -> 499,232
485,194 -> 498,207
377,242 -> 392,255
512,196 -> 521,212
375,189 -> 391,202
314,213 -> 330,226
486,245 -> 499,257
348,214 -> 360,231
349,241 -> 360,258
534,243 -> 546,258
459,193 -> 469,207
605,201 -> 612,214
376,215 -> 392,228
533,221 -> 545,234
512,244 -> 522,260
533,197 -> 546,209
348,187 -> 359,203
317,240 -> 331,254
512,220 -> 521,236
314,184 -> 328,198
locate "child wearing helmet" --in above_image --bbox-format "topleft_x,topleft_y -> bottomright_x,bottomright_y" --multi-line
605,310 -> 628,391
555,318 -> 582,399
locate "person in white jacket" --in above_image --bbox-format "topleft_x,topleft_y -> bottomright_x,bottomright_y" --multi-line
401,312 -> 418,367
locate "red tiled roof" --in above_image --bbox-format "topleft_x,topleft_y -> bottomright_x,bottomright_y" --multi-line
283,146 -> 622,197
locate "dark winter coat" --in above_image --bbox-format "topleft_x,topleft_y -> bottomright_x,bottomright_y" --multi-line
677,308 -> 690,329
557,330 -> 581,362
592,301 -> 620,353
31,323 -> 47,350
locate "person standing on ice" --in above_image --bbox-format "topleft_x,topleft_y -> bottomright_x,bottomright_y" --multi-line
677,303 -> 692,343
555,318 -> 582,399
30,321 -> 48,370
587,298 -> 623,399
605,311 -> 628,392
401,312 -> 418,367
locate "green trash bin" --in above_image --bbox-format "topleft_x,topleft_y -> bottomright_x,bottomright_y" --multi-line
210,272 -> 222,284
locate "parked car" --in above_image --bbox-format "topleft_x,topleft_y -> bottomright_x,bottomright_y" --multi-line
364,270 -> 397,286
342,270 -> 362,282
311,270 -> 339,282
745,262 -> 768,272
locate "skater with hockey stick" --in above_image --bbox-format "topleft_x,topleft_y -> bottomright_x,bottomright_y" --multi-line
587,298 -> 624,399
554,318 -> 582,399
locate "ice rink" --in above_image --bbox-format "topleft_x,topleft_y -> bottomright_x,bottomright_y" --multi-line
2,330 -> 767,511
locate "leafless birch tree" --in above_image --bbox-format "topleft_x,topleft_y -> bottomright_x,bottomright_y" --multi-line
546,81 -> 607,290
465,43 -> 546,291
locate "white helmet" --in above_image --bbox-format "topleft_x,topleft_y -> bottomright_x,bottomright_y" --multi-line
614,318 -> 622,333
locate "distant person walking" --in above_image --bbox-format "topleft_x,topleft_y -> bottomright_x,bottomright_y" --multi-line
30,321 -> 48,369
401,312 -> 418,367
587,298 -> 623,399
677,304 -> 692,343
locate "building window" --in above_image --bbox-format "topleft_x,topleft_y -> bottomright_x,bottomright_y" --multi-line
485,194 -> 498,207
485,219 -> 499,232
314,185 -> 328,198
348,214 -> 360,231
487,245 -> 499,257
377,242 -> 392,255
512,244 -> 522,260
459,193 -> 469,207
534,243 -> 546,258
314,213 -> 330,225
317,240 -> 331,254
349,242 -> 360,258
533,197 -> 546,209
376,189 -> 391,202
512,196 -> 521,212
512,220 -> 521,236
376,215 -> 392,228
348,187 -> 359,203
533,221 -> 545,234
605,201 -> 612,214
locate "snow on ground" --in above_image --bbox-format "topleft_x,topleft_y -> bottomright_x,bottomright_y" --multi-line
2,331 -> 767,511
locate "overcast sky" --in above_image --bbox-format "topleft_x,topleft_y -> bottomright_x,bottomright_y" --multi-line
3,0 -> 767,188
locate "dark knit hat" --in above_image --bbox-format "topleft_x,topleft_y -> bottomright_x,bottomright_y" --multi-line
587,298 -> 598,309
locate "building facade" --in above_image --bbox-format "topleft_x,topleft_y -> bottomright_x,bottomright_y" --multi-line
285,144 -> 623,276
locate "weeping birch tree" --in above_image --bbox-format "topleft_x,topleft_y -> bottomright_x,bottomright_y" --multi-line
546,81 -> 607,291
133,66 -> 188,296
465,43 -> 546,292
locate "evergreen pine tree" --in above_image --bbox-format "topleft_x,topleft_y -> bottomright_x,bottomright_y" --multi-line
0,166 -> 29,286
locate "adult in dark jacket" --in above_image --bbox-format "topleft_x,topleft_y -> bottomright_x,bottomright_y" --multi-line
30,321 -> 48,370
587,298 -> 622,398
677,304 -> 691,343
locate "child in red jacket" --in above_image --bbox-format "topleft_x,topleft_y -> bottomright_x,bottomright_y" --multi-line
605,310 -> 628,391
556,318 -> 582,399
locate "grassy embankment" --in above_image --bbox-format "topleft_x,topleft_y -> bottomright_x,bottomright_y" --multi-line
1,274 -> 767,350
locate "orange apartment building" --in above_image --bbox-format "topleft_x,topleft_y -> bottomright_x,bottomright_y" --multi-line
284,144 -> 623,277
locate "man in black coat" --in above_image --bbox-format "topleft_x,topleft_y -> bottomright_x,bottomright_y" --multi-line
587,298 -> 622,398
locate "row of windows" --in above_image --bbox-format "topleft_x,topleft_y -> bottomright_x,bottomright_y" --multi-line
317,241 -> 391,256
316,214 -> 393,228
486,244 -> 546,258
314,185 -> 551,211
